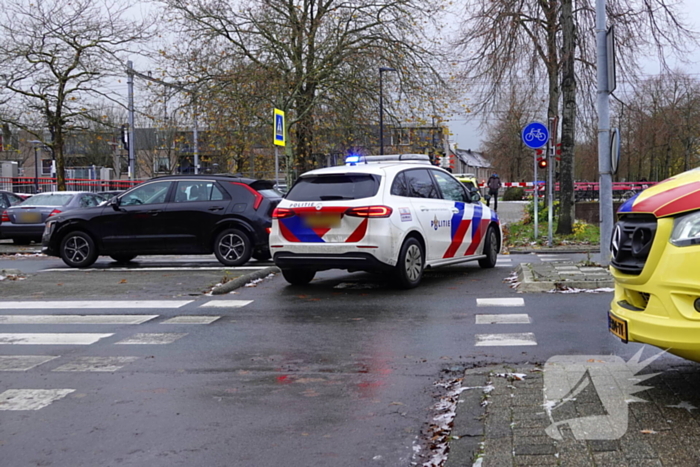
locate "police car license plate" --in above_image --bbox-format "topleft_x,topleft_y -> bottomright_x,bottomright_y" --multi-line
304,214 -> 341,228
608,312 -> 628,343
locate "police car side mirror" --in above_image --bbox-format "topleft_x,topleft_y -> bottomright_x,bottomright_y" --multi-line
470,191 -> 482,203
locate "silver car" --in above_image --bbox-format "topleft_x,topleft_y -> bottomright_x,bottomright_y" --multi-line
1,191 -> 103,245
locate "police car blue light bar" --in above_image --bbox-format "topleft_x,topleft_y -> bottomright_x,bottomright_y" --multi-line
345,155 -> 365,165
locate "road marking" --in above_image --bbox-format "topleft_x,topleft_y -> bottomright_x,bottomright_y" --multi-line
0,389 -> 75,410
476,314 -> 531,324
200,300 -> 253,308
161,316 -> 220,324
0,315 -> 158,325
475,333 -> 537,346
0,333 -> 113,345
496,258 -> 513,267
0,355 -> 59,371
52,356 -> 139,372
0,301 -> 192,309
115,333 -> 187,345
476,298 -> 525,307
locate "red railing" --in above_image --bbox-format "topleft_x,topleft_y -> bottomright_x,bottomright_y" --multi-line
0,177 -> 142,195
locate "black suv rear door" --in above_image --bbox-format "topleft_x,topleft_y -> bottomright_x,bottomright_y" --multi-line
163,180 -> 230,252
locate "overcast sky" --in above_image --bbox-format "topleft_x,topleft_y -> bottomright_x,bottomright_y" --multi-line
448,2 -> 700,152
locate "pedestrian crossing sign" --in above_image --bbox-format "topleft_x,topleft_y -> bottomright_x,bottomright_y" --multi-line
274,109 -> 285,147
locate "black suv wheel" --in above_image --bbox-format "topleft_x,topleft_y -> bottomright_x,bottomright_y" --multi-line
60,231 -> 98,268
214,228 -> 252,266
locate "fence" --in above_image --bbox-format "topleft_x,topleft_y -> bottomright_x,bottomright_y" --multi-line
496,181 -> 658,203
0,177 -> 141,195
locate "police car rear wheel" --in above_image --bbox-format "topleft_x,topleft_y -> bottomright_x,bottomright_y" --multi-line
395,237 -> 424,289
478,226 -> 498,269
282,269 -> 316,286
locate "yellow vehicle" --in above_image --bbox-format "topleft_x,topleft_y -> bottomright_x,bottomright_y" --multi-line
453,173 -> 479,192
609,167 -> 700,361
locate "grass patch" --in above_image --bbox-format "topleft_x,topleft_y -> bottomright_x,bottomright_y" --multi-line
504,220 -> 600,248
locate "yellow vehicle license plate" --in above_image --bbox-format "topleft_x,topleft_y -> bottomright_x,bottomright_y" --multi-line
303,214 -> 341,228
608,312 -> 628,343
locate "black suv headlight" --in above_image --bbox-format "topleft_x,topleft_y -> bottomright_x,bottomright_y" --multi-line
670,211 -> 700,247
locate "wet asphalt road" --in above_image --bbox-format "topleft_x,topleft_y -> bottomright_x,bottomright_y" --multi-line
1,251 -> 682,467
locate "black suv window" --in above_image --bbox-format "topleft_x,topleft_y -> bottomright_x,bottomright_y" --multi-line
175,181 -> 225,202
121,181 -> 173,206
286,174 -> 380,201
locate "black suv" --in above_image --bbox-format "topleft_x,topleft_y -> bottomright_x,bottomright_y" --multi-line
42,175 -> 282,268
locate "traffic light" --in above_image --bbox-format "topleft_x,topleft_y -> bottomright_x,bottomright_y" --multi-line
538,157 -> 548,169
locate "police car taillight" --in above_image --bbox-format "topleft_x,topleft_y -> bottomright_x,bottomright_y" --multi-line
345,206 -> 393,218
272,207 -> 295,219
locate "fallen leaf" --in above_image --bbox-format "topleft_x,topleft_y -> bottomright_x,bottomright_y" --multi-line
119,279 -> 127,284
640,429 -> 658,434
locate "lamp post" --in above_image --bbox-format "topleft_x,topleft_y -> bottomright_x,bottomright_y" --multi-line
379,67 -> 396,155
28,140 -> 42,193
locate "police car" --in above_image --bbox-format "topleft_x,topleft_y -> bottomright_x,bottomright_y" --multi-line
270,154 -> 501,288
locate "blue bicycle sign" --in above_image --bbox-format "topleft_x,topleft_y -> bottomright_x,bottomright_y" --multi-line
522,122 -> 549,149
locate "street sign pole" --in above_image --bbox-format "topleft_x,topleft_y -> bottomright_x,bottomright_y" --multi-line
273,109 -> 286,187
522,122 -> 550,243
534,153 -> 539,240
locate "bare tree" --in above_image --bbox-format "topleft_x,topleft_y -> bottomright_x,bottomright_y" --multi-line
161,0 -> 451,175
0,0 -> 156,190
454,0 -> 696,232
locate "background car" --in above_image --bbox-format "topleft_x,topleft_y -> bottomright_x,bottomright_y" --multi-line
42,175 -> 282,267
1,191 -> 104,245
0,190 -> 27,210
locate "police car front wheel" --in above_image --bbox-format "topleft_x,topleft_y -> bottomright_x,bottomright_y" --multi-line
395,237 -> 424,289
478,226 -> 498,269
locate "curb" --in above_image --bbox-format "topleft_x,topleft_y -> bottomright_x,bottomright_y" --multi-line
515,263 -> 613,292
210,266 -> 280,295
509,248 -> 600,255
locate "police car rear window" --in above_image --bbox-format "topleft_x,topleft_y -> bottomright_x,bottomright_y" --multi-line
286,174 -> 380,201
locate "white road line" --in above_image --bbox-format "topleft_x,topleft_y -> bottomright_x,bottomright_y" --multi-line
52,356 -> 139,372
475,333 -> 537,346
496,258 -> 513,267
161,316 -> 220,324
200,300 -> 253,308
0,301 -> 192,309
0,333 -> 113,345
0,356 -> 59,371
475,314 -> 531,324
115,333 -> 187,345
476,298 -> 525,307
0,389 -> 75,410
41,266 -> 270,272
0,315 -> 158,325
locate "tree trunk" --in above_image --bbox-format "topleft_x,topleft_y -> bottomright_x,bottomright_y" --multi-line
557,0 -> 576,235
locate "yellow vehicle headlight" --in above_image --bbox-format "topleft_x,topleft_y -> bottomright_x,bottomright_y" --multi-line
670,210 -> 700,247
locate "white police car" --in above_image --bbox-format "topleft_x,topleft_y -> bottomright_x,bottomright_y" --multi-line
270,154 -> 501,288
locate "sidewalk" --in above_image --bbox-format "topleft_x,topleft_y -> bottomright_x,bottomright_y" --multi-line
445,362 -> 700,467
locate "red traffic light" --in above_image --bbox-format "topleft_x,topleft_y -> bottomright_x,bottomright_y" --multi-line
538,158 -> 548,169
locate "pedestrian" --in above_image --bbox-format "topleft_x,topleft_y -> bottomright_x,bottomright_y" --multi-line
486,173 -> 502,211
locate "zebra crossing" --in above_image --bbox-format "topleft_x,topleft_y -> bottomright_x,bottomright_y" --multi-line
0,298 -> 253,411
474,296 -> 537,347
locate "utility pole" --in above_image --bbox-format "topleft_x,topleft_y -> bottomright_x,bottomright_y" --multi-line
596,0 -> 613,265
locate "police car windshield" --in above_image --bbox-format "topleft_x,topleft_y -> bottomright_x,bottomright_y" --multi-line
286,174 -> 380,201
